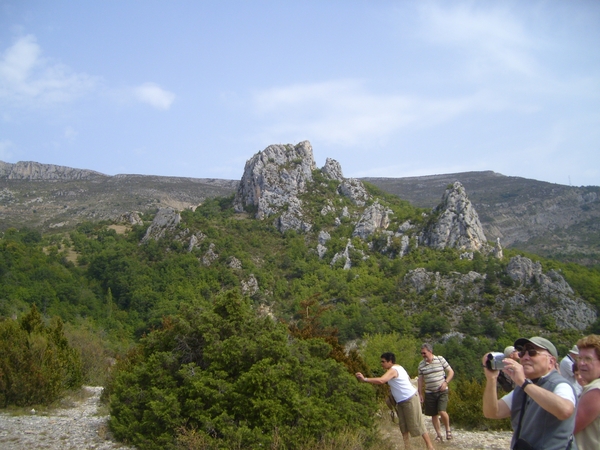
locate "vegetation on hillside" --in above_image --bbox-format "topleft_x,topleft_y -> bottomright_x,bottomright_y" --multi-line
1,173 -> 599,447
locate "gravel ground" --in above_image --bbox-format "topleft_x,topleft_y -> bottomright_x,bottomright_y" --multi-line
0,386 -> 134,450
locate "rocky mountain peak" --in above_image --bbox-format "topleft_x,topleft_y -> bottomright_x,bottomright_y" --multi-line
420,181 -> 489,252
321,158 -> 344,181
233,141 -> 316,224
233,141 -> 371,233
0,160 -> 106,181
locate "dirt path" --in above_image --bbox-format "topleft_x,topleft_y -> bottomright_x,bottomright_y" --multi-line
0,386 -> 134,450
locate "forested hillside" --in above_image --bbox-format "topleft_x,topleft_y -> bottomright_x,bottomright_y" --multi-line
1,143 -> 600,449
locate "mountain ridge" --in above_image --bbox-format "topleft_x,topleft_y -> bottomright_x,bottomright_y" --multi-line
1,159 -> 599,265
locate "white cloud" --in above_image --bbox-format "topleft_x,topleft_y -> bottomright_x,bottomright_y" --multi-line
133,82 -> 175,110
252,80 -> 491,146
0,35 -> 98,106
418,2 -> 539,78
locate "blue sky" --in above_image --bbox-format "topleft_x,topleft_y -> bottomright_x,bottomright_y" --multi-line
1,1 -> 599,186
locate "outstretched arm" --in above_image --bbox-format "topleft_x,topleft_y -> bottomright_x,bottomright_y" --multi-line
356,367 -> 398,385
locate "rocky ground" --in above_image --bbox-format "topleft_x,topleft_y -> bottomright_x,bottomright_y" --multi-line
382,423 -> 513,450
0,387 -> 512,450
0,386 -> 134,450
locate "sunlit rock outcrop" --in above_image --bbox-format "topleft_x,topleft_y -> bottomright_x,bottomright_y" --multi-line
420,182 -> 488,251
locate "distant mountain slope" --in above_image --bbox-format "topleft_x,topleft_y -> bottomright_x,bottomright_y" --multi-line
1,161 -> 598,265
362,172 -> 600,265
0,161 -> 238,231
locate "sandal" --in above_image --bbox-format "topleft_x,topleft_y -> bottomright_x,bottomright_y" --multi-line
446,430 -> 453,440
435,435 -> 443,442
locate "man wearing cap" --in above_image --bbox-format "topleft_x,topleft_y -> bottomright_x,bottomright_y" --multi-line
561,345 -> 582,397
482,336 -> 577,450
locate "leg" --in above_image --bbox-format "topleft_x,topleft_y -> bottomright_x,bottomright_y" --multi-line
402,431 -> 411,450
431,414 -> 443,440
422,432 -> 434,450
440,410 -> 451,433
438,391 -> 451,439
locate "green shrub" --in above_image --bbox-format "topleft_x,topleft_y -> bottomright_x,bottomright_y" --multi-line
108,291 -> 377,450
0,305 -> 83,407
447,378 -> 511,431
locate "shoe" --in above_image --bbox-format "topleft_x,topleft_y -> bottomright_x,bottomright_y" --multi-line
446,430 -> 453,440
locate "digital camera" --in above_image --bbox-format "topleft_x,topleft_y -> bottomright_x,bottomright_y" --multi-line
486,352 -> 506,370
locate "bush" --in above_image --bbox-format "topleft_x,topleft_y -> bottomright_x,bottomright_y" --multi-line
108,291 -> 378,450
0,305 -> 83,407
447,379 -> 511,431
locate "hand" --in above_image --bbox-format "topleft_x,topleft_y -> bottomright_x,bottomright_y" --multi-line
355,372 -> 365,382
482,353 -> 500,380
438,381 -> 448,391
500,358 -> 525,386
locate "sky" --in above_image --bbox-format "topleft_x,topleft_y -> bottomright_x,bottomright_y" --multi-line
1,1 -> 599,187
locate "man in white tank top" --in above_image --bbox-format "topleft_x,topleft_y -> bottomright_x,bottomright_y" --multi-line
356,352 -> 434,450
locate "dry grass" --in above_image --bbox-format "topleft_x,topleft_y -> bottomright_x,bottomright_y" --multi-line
107,224 -> 130,234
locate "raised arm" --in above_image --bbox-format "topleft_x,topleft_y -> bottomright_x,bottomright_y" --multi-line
482,353 -> 511,419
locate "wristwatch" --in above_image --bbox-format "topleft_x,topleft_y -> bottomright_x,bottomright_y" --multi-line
521,379 -> 532,390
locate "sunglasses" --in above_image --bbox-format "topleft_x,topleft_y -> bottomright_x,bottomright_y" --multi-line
517,348 -> 549,358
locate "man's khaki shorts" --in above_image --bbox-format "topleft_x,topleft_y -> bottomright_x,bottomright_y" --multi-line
395,393 -> 426,437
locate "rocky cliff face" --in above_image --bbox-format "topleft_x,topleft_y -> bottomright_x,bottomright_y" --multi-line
364,172 -> 600,266
233,141 -> 374,233
402,255 -> 596,331
420,182 -> 489,252
0,161 -> 105,181
233,141 -> 316,232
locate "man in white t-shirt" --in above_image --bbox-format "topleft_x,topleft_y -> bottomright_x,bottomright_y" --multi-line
356,352 -> 434,450
482,336 -> 577,450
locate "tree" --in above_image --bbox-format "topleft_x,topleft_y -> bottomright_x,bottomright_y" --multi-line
108,290 -> 377,450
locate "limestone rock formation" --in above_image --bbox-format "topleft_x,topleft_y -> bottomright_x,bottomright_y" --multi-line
141,208 -> 181,243
317,230 -> 331,259
202,243 -> 219,266
227,256 -> 243,270
241,274 -> 259,296
116,211 -> 143,226
330,239 -> 368,270
402,256 -> 596,331
337,178 -> 370,206
187,231 -> 206,252
233,141 -> 315,232
321,158 -> 344,181
352,201 -> 392,239
420,182 -> 488,251
0,161 -> 105,180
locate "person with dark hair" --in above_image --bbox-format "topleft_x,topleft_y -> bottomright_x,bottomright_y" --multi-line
356,352 -> 434,450
572,362 -> 588,392
418,343 -> 454,442
482,336 -> 576,450
574,334 -> 600,450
